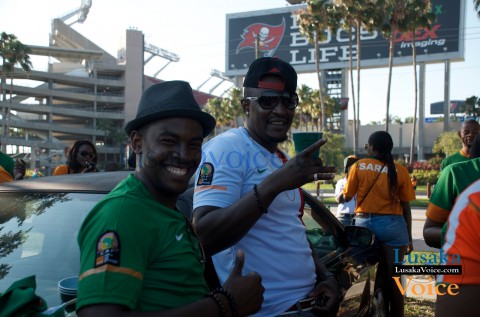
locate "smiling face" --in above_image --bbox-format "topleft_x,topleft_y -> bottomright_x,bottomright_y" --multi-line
76,144 -> 96,168
459,120 -> 480,150
243,75 -> 295,152
131,117 -> 204,208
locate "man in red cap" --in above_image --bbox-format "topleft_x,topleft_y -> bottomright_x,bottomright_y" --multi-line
193,57 -> 339,316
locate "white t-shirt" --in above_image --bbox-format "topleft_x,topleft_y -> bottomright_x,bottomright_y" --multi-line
335,177 -> 356,215
193,128 -> 316,317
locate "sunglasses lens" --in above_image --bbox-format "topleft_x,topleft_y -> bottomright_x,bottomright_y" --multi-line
258,96 -> 279,109
80,151 -> 94,158
258,94 -> 298,110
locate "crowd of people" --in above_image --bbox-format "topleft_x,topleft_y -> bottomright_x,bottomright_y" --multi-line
1,56 -> 477,317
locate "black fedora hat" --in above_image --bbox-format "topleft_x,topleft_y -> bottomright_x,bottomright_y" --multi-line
125,80 -> 216,137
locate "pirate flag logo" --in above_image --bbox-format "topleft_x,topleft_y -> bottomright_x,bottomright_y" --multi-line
236,18 -> 286,57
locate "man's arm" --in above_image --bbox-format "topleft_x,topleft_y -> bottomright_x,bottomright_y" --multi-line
423,218 -> 443,249
194,172 -> 302,255
193,139 -> 335,256
78,250 -> 264,317
401,202 -> 414,253
306,240 -> 340,314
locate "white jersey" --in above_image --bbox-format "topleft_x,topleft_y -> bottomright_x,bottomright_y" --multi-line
335,177 -> 356,215
193,127 -> 316,317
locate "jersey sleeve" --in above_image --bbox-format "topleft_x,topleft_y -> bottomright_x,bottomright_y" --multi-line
193,134 -> 246,210
77,197 -> 153,310
426,166 -> 457,223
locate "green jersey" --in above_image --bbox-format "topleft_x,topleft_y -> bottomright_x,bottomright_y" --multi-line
440,150 -> 469,171
77,174 -> 208,311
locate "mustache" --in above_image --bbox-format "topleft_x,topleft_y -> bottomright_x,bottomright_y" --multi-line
143,151 -> 198,169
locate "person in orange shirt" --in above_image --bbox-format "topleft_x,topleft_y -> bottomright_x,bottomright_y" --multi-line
52,140 -> 98,175
436,179 -> 480,317
342,131 -> 416,317
410,175 -> 417,191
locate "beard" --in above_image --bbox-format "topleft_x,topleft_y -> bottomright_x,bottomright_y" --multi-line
267,133 -> 288,143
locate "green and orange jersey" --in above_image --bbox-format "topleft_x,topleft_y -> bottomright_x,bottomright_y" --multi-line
0,166 -> 14,183
426,158 -> 480,224
440,150 -> 469,171
0,152 -> 14,183
344,158 -> 416,215
438,180 -> 480,285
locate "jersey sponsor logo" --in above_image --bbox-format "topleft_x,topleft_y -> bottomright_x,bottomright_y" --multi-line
176,233 -> 184,241
95,231 -> 121,267
257,168 -> 268,174
358,162 -> 388,173
197,162 -> 214,186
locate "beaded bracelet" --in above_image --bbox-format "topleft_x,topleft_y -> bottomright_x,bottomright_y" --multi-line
208,292 -> 228,317
253,184 -> 268,214
212,287 -> 238,317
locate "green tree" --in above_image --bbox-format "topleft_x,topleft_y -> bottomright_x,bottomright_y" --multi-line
319,130 -> 346,169
297,84 -> 314,130
432,131 -> 462,157
224,87 -> 243,128
203,97 -> 222,136
0,32 -> 32,151
97,119 -> 127,163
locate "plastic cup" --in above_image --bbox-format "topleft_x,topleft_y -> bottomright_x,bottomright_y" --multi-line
58,276 -> 78,313
292,132 -> 323,158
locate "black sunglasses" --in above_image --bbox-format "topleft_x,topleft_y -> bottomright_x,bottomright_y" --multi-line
245,91 -> 299,110
79,151 -> 95,158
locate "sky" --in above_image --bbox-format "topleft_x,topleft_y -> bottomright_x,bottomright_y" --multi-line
1,0 -> 479,124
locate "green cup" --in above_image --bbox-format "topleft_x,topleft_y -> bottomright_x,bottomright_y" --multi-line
292,132 -> 323,158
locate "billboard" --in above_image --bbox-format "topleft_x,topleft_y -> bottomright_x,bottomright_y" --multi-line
430,100 -> 466,115
225,0 -> 465,77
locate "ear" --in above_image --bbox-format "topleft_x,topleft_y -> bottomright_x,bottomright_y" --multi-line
458,130 -> 462,138
130,130 -> 143,154
242,99 -> 250,115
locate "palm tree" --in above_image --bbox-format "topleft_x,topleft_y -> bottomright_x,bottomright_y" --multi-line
223,87 -> 243,128
379,1 -> 409,132
0,32 -> 32,151
297,84 -> 314,130
203,97 -> 223,136
332,0 -> 383,154
296,0 -> 339,131
475,0 -> 480,16
397,0 -> 435,163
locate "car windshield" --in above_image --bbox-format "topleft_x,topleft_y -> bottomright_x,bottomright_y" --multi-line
0,192 -> 104,306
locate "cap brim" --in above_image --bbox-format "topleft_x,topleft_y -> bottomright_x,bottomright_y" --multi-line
125,109 -> 216,137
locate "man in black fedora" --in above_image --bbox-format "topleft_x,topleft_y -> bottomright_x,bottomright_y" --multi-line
76,80 -> 264,316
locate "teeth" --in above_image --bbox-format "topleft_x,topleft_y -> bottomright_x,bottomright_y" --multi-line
166,166 -> 187,176
269,121 -> 285,125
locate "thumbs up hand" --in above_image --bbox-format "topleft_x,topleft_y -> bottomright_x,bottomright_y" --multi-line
223,249 -> 264,316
